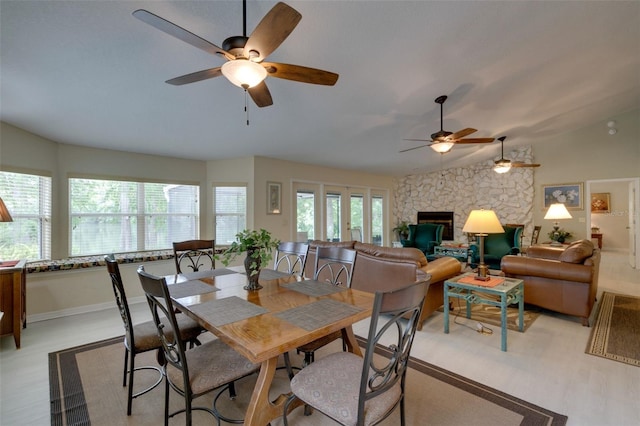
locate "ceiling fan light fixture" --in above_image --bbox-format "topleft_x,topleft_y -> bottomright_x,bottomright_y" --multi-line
493,160 -> 512,174
221,59 -> 267,88
430,142 -> 455,153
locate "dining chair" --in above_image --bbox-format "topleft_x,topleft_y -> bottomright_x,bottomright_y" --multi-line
137,266 -> 260,426
296,246 -> 357,366
104,255 -> 203,416
172,239 -> 215,273
284,280 -> 429,426
531,225 -> 542,245
272,241 -> 309,275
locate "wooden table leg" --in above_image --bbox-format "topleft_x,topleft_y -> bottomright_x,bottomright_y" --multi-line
341,325 -> 362,357
244,356 -> 303,426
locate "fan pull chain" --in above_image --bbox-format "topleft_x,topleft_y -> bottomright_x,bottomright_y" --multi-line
244,88 -> 250,126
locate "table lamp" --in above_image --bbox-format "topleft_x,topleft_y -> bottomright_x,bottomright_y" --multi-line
462,209 -> 504,281
0,196 -> 12,222
544,203 -> 572,246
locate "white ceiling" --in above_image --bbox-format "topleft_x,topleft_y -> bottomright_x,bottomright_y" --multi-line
1,1 -> 639,176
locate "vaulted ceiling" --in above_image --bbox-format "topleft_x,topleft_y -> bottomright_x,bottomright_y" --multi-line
1,1 -> 638,175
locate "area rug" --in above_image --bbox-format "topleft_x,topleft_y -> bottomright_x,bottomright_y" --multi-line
50,336 -> 567,426
586,291 -> 640,367
439,297 -> 541,332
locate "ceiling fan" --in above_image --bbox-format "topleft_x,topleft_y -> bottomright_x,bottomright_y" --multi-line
132,1 -> 338,108
493,136 -> 541,173
400,95 -> 495,154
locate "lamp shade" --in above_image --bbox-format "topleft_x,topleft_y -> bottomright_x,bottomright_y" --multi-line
462,209 -> 504,234
544,203 -> 572,220
221,59 -> 267,88
0,197 -> 13,222
430,142 -> 455,153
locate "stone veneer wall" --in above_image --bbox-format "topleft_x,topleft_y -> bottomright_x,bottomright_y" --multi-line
394,146 -> 536,243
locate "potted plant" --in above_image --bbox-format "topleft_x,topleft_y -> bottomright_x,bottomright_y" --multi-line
547,228 -> 573,244
393,221 -> 410,241
217,228 -> 280,290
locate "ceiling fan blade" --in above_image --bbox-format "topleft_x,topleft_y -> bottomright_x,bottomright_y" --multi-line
244,3 -> 302,62
453,138 -> 495,144
511,162 -> 541,168
399,145 -> 429,153
132,9 -> 234,61
165,67 -> 223,85
448,128 -> 477,140
262,62 -> 339,85
248,81 -> 274,107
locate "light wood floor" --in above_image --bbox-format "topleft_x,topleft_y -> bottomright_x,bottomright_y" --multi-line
1,252 -> 639,425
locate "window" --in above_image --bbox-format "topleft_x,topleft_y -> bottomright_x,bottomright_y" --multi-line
296,190 -> 315,241
69,178 -> 199,256
0,171 -> 52,261
214,185 -> 246,245
371,195 -> 384,246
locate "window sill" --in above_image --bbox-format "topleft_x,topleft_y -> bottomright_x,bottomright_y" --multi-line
26,248 -> 227,274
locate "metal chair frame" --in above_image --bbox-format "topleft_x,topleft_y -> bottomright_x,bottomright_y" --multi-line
284,280 -> 429,426
173,239 -> 215,273
104,254 -> 164,415
273,241 -> 309,275
137,266 -> 258,426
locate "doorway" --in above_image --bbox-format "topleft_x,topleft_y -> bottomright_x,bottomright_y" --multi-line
586,177 -> 639,268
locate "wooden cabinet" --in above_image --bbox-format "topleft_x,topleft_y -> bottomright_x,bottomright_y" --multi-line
0,260 -> 26,349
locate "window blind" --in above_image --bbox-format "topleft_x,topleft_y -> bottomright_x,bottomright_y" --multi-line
0,171 -> 52,261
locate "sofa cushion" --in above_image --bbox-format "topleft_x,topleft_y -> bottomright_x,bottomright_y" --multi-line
559,240 -> 594,264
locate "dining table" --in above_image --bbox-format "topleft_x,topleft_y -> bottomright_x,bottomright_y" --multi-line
165,265 -> 375,426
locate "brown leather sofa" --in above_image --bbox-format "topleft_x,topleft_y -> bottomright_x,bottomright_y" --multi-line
501,239 -> 600,326
303,240 -> 462,330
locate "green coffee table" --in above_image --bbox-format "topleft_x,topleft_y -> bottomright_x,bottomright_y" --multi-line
444,273 -> 524,351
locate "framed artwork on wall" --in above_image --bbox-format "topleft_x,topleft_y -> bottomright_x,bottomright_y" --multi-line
542,183 -> 583,210
267,181 -> 281,215
591,193 -> 611,213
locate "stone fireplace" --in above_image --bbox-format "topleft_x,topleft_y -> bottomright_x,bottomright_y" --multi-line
417,211 -> 454,240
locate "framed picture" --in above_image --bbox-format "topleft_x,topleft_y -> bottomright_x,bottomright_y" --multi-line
267,181 -> 281,215
542,183 -> 583,210
591,193 -> 611,213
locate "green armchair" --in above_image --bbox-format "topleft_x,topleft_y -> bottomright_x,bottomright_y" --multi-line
401,223 -> 444,258
469,225 -> 523,270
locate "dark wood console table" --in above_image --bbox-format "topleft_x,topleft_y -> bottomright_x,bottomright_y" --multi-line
0,260 -> 27,349
591,233 -> 603,249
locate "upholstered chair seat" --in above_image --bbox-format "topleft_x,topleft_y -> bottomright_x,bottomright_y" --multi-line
290,352 -> 402,426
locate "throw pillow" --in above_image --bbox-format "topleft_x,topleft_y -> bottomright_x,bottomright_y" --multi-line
559,240 -> 594,263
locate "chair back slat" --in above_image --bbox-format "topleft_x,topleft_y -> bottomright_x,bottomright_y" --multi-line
273,241 -> 309,275
313,246 -> 357,287
137,267 -> 189,377
104,254 -> 135,347
173,239 -> 215,273
358,280 -> 429,419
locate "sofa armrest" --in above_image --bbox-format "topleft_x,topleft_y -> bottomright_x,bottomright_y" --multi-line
525,245 -> 564,260
424,256 -> 462,283
501,255 -> 593,283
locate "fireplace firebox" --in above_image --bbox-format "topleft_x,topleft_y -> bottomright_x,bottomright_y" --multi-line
417,211 -> 454,241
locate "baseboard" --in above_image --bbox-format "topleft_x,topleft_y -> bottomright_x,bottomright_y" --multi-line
28,296 -> 146,323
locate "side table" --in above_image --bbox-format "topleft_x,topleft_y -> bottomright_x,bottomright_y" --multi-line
444,273 -> 524,351
433,245 -> 470,266
0,259 -> 27,349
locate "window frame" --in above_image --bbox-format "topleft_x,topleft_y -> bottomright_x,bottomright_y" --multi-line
68,176 -> 200,256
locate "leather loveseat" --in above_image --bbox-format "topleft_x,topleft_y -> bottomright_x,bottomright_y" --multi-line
501,239 -> 600,326
304,240 -> 461,330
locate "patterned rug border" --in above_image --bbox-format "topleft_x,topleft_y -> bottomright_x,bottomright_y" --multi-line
50,336 -> 568,426
585,291 -> 640,367
361,336 -> 567,426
